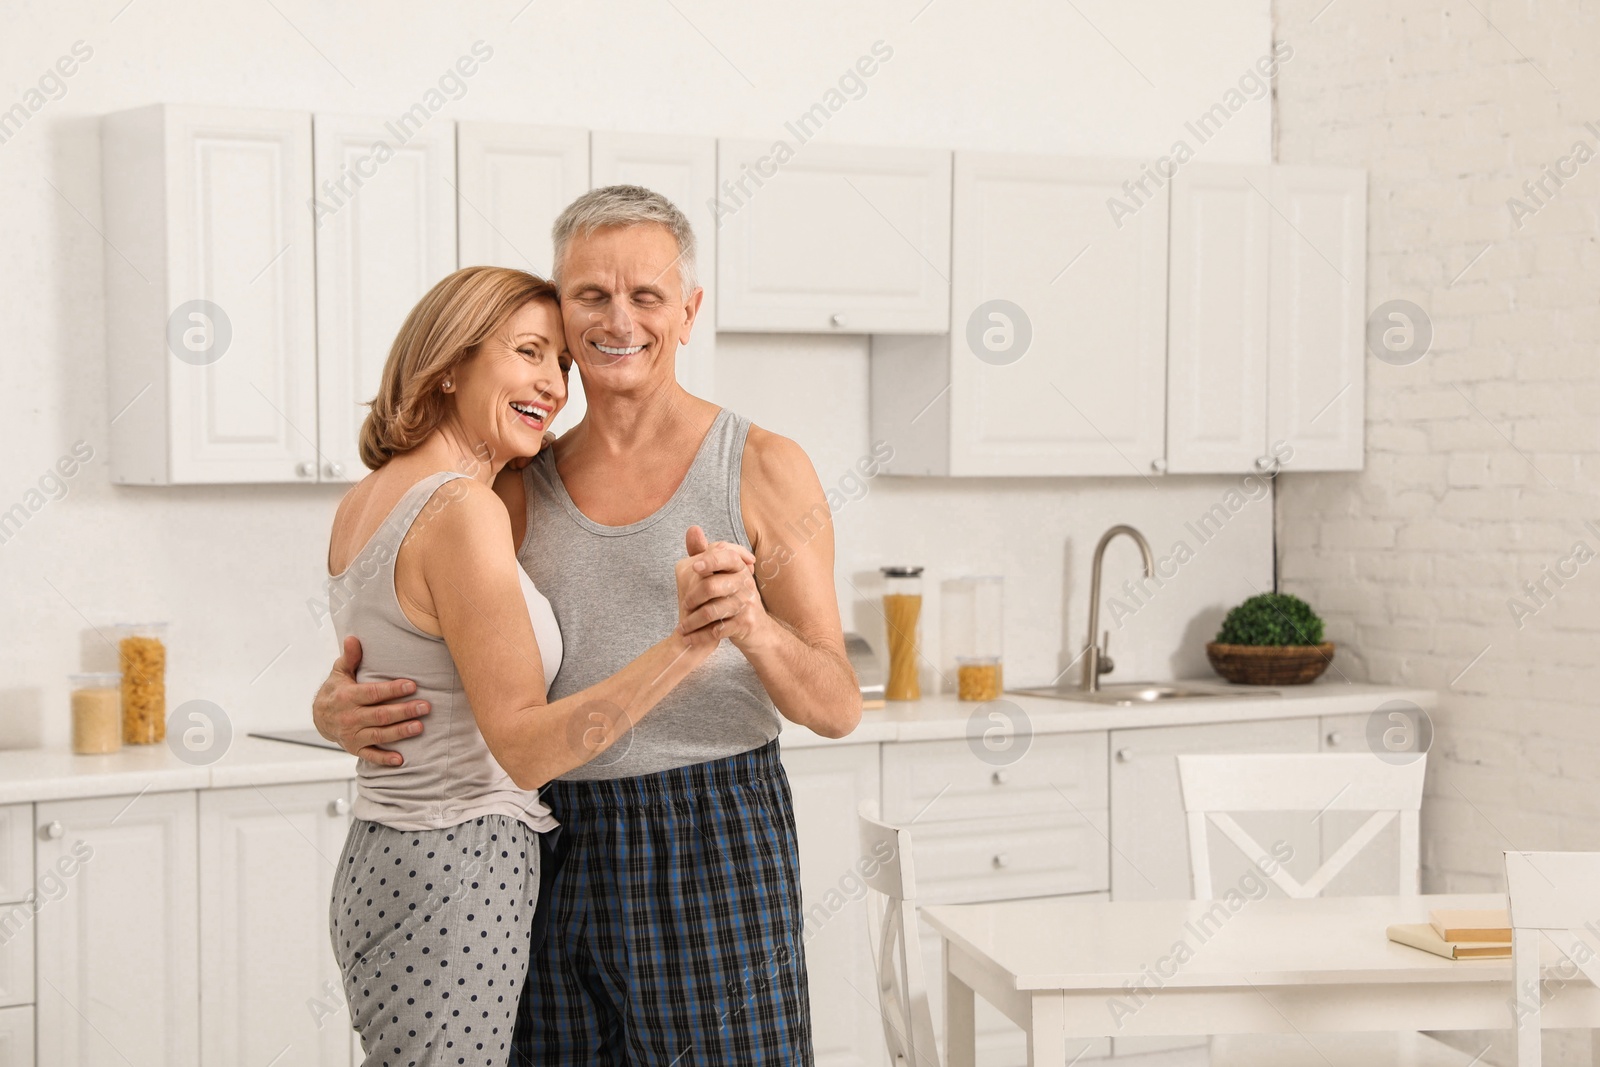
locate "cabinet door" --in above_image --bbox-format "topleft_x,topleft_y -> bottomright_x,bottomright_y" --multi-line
1267,165 -> 1366,471
1166,164 -> 1271,474
36,791 -> 200,1067
163,107 -> 320,484
949,152 -> 1167,477
1108,717 -> 1322,901
314,114 -> 458,483
0,1006 -> 33,1067
591,130 -> 719,414
1320,713 -> 1406,895
199,781 -> 354,1067
716,140 -> 951,334
457,122 -> 589,434
457,122 -> 588,278
780,744 -> 884,1067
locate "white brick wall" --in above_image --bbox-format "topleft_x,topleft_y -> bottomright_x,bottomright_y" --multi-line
1274,2 -> 1600,1060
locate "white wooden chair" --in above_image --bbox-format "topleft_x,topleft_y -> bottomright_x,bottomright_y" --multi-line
859,804 -> 942,1067
1178,753 -> 1468,1067
1505,850 -> 1600,1066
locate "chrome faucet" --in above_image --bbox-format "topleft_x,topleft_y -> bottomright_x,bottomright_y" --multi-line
1081,524 -> 1155,692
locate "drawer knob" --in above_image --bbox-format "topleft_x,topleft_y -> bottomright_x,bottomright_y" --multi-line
992,853 -> 1009,869
324,462 -> 345,479
829,313 -> 847,328
1326,731 -> 1343,747
991,770 -> 1009,786
1116,747 -> 1134,763
295,461 -> 316,479
1151,457 -> 1167,474
42,820 -> 63,840
329,798 -> 350,817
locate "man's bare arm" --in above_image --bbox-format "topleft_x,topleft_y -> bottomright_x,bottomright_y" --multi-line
677,427 -> 861,738
312,635 -> 431,765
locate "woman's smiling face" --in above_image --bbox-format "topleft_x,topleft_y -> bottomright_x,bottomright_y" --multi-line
448,297 -> 570,461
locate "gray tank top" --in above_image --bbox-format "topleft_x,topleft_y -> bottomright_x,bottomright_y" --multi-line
519,408 -> 780,780
332,471 -> 562,831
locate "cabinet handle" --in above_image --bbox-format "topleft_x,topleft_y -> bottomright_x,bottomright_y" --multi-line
41,820 -> 63,840
829,313 -> 847,328
324,462 -> 345,479
1254,455 -> 1278,473
1115,747 -> 1134,763
329,798 -> 350,817
991,770 -> 1009,786
1151,458 -> 1167,474
295,461 -> 316,479
1326,731 -> 1342,747
991,853 -> 1009,869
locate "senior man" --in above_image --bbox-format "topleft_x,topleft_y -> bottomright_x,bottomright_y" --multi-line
312,185 -> 861,1065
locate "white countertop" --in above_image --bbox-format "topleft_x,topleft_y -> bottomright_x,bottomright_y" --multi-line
0,680 -> 1433,804
778,680 -> 1437,748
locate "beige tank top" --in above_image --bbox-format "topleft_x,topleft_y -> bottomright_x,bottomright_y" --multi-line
329,471 -> 562,832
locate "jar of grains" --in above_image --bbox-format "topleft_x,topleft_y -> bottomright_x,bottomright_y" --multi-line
69,672 -> 122,755
114,622 -> 168,744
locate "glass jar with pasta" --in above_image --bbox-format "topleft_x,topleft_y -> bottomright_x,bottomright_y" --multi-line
114,622 -> 168,744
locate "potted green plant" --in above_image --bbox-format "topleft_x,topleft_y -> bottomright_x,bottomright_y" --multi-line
1206,592 -> 1335,685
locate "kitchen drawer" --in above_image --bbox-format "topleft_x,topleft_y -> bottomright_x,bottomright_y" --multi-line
882,731 -> 1107,824
0,806 -> 30,905
0,1005 -> 32,1067
909,813 -> 1108,904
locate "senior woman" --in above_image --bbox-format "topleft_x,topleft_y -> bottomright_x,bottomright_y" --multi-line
323,265 -> 733,1066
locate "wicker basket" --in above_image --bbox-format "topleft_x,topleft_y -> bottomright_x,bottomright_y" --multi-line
1205,642 -> 1336,686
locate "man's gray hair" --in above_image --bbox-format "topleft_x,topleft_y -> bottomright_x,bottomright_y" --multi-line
551,185 -> 698,296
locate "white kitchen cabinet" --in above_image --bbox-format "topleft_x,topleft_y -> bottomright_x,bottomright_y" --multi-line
199,781 -> 354,1067
591,130 -> 719,411
313,114 -> 457,483
872,152 -> 1169,477
1166,163 -> 1367,474
36,790 -> 200,1067
1166,164 -> 1271,474
716,140 -> 951,334
102,104 -> 320,484
456,121 -> 589,434
1268,165 -> 1367,471
780,744 -> 884,1067
0,1006 -> 33,1067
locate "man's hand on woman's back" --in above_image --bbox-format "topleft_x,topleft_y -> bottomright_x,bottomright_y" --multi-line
313,635 -> 431,766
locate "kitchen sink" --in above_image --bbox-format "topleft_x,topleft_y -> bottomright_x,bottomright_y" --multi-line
1007,681 -> 1280,705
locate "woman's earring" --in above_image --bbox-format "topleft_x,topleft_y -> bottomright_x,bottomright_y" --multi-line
441,378 -> 454,392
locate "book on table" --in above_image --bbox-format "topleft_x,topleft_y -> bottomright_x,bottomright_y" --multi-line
1386,923 -> 1511,960
1429,907 -> 1512,942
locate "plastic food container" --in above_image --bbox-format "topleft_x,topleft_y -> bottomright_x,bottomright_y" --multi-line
114,622 -> 168,744
942,576 -> 1005,701
70,672 -> 123,755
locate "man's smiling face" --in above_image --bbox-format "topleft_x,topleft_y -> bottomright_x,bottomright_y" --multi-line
556,222 -> 702,399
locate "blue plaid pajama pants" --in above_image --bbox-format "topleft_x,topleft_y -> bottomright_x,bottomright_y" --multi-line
510,740 -> 814,1066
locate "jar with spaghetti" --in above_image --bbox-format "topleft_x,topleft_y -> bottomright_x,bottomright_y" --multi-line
880,566 -> 923,702
114,622 -> 168,745
69,672 -> 122,755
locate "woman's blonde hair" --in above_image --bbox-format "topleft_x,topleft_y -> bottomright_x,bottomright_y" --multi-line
359,266 -> 559,470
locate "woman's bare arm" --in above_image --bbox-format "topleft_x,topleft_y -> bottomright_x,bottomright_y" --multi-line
415,479 -> 717,788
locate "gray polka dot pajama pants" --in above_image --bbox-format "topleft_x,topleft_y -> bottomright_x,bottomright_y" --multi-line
331,816 -> 540,1067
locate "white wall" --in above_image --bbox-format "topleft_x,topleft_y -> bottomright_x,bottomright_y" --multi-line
0,0 -> 1274,748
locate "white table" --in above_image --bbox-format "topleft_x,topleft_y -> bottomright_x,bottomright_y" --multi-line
922,892 -> 1600,1066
